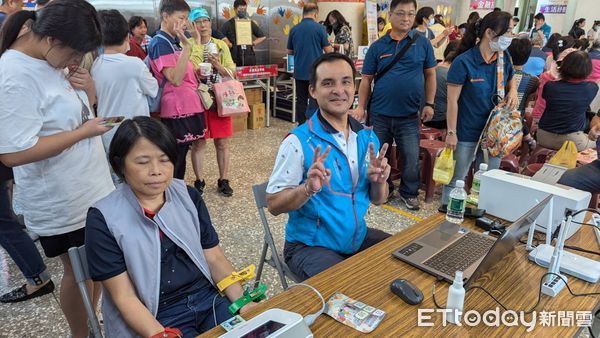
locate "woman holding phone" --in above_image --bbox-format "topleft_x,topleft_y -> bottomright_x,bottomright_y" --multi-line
0,1 -> 114,337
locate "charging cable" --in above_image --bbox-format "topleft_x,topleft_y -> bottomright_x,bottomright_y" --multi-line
288,283 -> 326,327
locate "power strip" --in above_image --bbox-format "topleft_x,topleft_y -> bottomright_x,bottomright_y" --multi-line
528,244 -> 600,283
593,214 -> 600,248
541,274 -> 567,297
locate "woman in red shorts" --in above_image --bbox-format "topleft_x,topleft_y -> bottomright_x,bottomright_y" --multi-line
189,8 -> 236,197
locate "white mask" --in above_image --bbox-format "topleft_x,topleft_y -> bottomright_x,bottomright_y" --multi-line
490,35 -> 513,51
428,18 -> 435,26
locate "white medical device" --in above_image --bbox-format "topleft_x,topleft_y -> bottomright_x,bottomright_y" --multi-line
219,309 -> 313,338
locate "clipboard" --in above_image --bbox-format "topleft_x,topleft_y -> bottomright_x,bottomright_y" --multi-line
235,19 -> 253,46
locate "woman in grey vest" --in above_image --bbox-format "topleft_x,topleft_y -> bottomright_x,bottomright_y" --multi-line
85,116 -> 256,338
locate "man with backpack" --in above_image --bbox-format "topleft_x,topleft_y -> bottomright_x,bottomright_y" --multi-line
353,0 -> 436,211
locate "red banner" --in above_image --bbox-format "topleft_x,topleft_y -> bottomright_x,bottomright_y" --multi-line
236,64 -> 278,80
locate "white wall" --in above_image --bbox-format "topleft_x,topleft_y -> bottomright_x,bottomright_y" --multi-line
568,0 -> 600,36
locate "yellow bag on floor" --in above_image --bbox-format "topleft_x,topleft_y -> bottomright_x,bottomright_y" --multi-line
433,148 -> 456,185
548,140 -> 578,169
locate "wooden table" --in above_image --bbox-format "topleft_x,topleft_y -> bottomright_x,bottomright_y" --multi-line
201,214 -> 600,337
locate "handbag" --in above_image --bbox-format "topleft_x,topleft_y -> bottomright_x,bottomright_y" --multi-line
197,82 -> 215,111
479,50 -> 523,163
213,68 -> 250,117
433,147 -> 456,185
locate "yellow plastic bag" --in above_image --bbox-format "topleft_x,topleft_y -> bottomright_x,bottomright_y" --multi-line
433,148 -> 456,185
548,140 -> 578,169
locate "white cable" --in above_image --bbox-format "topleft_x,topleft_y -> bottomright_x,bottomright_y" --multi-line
212,293 -> 219,326
288,283 -> 326,327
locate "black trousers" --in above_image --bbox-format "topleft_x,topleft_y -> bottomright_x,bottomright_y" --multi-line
294,79 -> 318,125
174,144 -> 189,179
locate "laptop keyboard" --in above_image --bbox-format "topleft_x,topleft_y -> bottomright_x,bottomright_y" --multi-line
423,232 -> 496,277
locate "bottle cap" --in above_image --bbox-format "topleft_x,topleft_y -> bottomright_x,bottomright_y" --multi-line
454,271 -> 464,284
479,163 -> 488,171
456,180 -> 465,188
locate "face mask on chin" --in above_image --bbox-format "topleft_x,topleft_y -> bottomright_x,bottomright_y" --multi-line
490,35 -> 513,51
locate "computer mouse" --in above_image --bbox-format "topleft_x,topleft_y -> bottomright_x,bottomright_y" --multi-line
390,279 -> 423,305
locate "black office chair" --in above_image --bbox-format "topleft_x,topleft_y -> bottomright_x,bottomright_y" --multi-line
68,246 -> 103,338
252,182 -> 301,290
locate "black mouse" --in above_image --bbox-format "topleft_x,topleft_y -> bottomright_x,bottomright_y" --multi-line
390,279 -> 423,305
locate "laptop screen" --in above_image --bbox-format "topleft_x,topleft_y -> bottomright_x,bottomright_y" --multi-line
465,195 -> 553,287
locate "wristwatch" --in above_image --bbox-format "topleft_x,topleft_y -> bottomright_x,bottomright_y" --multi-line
425,103 -> 435,109
447,129 -> 456,136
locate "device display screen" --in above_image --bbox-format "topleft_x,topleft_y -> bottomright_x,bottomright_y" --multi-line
240,320 -> 285,338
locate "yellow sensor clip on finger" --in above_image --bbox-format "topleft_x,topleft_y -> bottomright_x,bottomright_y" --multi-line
217,264 -> 257,295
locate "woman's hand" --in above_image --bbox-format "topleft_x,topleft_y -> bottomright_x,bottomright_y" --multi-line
78,117 -> 112,138
174,21 -> 191,50
189,20 -> 200,42
239,302 -> 258,314
504,90 -> 519,110
68,67 -> 94,93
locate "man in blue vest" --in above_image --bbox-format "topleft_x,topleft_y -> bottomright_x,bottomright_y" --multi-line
266,53 -> 392,281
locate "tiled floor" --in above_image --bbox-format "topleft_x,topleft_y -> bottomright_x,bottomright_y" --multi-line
0,117 -> 454,337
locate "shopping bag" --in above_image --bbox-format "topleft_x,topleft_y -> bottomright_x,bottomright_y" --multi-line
213,68 -> 250,117
548,140 -> 578,169
433,147 -> 456,185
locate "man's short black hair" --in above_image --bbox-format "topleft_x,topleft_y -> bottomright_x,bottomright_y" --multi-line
109,117 -> 178,180
389,0 -> 417,12
534,13 -> 545,21
233,0 -> 247,9
98,10 -> 129,47
559,51 -> 592,81
159,0 -> 190,15
507,38 -> 532,66
309,52 -> 356,88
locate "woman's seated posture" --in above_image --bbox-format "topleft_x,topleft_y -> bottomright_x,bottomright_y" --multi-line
537,51 -> 599,152
85,116 -> 255,338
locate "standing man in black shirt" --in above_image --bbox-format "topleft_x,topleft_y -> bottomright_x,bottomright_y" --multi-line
221,0 -> 266,66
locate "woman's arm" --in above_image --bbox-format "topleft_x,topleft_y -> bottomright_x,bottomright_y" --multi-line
0,118 -> 110,167
204,246 -> 255,313
102,272 -> 165,337
161,23 -> 193,87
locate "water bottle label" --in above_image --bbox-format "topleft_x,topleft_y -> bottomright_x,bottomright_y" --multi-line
471,180 -> 480,193
449,197 -> 465,213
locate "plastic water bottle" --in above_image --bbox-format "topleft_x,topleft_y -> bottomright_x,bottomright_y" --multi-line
467,163 -> 488,206
446,180 -> 467,224
446,271 -> 465,324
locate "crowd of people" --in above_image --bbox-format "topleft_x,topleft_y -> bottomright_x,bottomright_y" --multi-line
0,0 -> 599,337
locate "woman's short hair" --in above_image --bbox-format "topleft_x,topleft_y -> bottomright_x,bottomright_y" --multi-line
558,51 -> 592,81
128,16 -> 147,32
108,116 -> 178,180
507,38 -> 532,66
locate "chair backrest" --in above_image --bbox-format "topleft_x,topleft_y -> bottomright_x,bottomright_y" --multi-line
68,245 -> 91,284
68,245 -> 104,338
252,182 -> 269,209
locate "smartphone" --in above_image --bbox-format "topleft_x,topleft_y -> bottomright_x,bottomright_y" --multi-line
100,116 -> 125,127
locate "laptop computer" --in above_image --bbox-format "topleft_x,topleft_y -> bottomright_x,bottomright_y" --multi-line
392,195 -> 552,286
